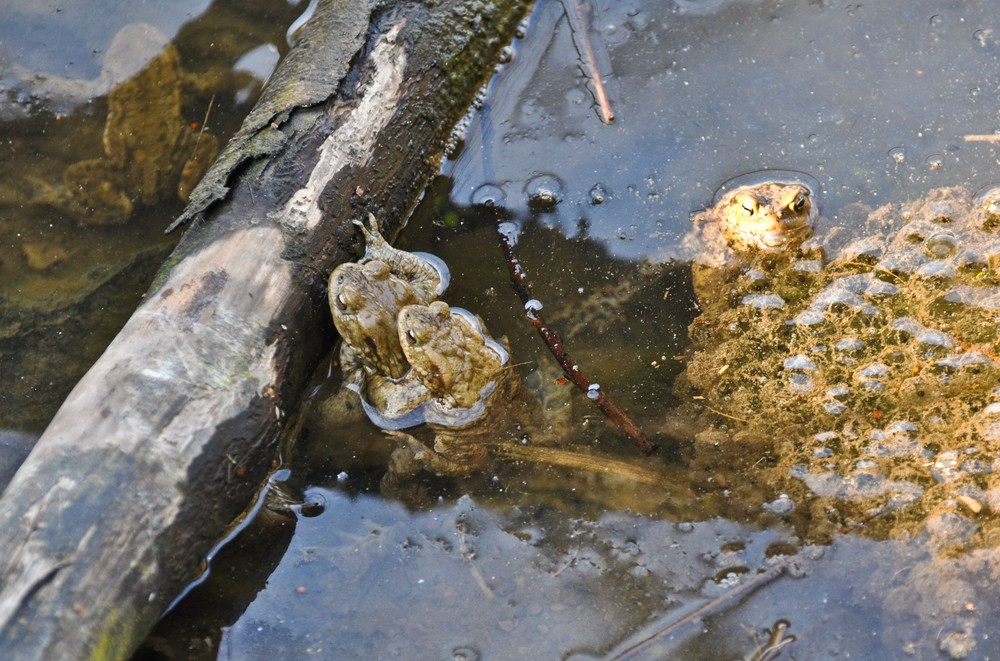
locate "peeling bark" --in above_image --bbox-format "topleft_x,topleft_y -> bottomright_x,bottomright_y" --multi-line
0,0 -> 529,658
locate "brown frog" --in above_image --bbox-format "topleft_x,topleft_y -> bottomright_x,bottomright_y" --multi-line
383,300 -> 552,477
683,181 -> 817,319
328,214 -> 449,423
37,36 -> 218,225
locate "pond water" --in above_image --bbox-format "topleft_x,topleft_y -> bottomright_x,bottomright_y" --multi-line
0,0 -> 300,432
144,0 -> 1000,659
7,0 -> 1000,659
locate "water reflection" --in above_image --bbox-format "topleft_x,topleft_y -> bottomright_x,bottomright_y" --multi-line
0,0 -> 299,432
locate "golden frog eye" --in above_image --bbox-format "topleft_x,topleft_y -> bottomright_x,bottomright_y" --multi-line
786,191 -> 809,215
734,194 -> 758,216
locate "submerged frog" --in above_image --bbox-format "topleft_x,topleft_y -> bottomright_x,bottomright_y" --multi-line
383,300 -> 554,478
328,214 -> 449,423
36,30 -> 218,225
675,181 -> 1000,545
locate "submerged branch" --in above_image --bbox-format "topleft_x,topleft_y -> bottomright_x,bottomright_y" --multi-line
496,220 -> 657,455
494,443 -> 679,487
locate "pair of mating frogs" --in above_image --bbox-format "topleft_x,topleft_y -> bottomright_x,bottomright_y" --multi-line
683,178 -> 1000,546
329,215 -> 550,479
34,24 -> 218,224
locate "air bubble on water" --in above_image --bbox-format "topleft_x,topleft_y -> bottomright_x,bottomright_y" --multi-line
823,401 -> 846,415
835,337 -> 864,352
888,147 -> 906,165
763,494 -> 795,515
524,299 -> 543,319
787,373 -> 814,394
925,154 -> 944,171
924,231 -> 959,258
471,183 -> 507,207
515,18 -> 529,39
589,183 -> 608,205
930,451 -> 961,483
783,354 -> 818,371
742,293 -> 785,309
587,383 -> 601,399
524,173 -> 564,211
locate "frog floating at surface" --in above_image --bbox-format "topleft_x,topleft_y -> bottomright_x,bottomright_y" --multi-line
676,180 -> 1000,546
327,214 -> 449,425
384,300 -> 555,478
36,26 -> 219,225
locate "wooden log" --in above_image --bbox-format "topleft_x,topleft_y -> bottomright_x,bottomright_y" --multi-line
0,0 -> 528,658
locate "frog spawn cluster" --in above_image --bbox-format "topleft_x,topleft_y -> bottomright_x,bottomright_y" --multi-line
682,186 -> 1000,545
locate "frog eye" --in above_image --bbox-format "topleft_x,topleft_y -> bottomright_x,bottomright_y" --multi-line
404,329 -> 419,346
787,192 -> 808,214
733,194 -> 757,216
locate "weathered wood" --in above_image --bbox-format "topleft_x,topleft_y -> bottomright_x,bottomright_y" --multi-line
0,0 -> 528,658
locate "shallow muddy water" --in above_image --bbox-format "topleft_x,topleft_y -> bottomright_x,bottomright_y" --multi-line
0,0 -> 299,432
7,0 -> 1000,659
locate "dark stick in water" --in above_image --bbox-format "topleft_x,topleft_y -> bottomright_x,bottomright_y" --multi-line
495,220 -> 657,455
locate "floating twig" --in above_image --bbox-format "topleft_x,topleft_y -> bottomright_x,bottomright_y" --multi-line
562,0 -> 615,123
496,221 -> 657,455
964,134 -> 1000,143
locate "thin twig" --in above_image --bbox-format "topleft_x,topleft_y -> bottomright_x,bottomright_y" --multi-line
964,134 -> 1000,142
458,526 -> 494,600
562,0 -> 614,123
196,94 -> 216,149
496,221 -> 657,455
611,563 -> 789,660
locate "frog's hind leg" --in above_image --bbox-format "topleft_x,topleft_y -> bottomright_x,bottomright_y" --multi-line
383,430 -> 481,477
354,213 -> 443,301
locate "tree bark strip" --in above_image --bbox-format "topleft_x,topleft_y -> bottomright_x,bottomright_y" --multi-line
0,1 -> 529,658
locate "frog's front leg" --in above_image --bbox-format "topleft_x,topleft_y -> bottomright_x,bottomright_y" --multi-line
384,430 -> 480,477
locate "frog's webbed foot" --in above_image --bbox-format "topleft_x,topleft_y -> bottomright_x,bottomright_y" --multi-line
354,213 -> 393,257
384,430 -> 477,477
